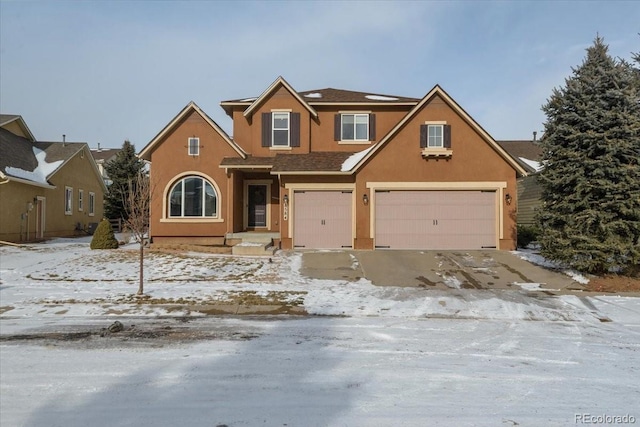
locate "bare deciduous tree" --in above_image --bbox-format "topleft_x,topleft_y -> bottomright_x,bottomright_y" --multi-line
123,172 -> 153,295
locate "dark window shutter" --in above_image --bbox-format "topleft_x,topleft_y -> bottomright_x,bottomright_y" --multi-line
444,125 -> 452,148
262,112 -> 272,147
420,124 -> 428,148
290,113 -> 300,147
369,114 -> 376,141
334,114 -> 341,141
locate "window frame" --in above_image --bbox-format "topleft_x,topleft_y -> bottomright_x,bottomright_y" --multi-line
78,189 -> 84,211
64,186 -> 73,215
188,137 -> 200,156
168,175 -> 219,218
427,124 -> 444,148
272,112 -> 290,147
88,192 -> 95,216
341,113 -> 370,141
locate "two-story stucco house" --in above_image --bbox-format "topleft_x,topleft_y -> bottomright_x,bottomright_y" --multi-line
139,77 -> 526,252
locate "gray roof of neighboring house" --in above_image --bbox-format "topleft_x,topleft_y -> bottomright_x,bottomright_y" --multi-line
0,127 -> 85,183
90,148 -> 121,162
496,140 -> 543,174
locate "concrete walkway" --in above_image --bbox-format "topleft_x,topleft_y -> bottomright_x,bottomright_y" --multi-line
300,250 -> 584,293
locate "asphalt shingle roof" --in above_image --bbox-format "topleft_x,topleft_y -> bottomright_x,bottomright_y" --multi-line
223,88 -> 419,105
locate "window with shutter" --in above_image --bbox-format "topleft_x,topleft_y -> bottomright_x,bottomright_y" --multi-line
337,113 -> 371,142
421,122 -> 452,158
262,112 -> 272,147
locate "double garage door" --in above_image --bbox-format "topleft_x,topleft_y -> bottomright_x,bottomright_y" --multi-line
375,190 -> 497,249
292,190 -> 497,250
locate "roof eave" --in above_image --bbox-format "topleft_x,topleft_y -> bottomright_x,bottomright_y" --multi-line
3,175 -> 56,189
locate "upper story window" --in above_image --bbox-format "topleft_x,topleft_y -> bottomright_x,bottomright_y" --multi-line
272,112 -> 290,147
334,113 -> 375,142
420,123 -> 452,158
169,175 -> 218,218
262,112 -> 300,148
65,187 -> 73,215
188,137 -> 200,156
342,114 -> 369,141
427,125 -> 443,148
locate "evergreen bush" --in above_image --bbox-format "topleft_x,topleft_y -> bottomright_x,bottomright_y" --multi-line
90,219 -> 119,250
517,225 -> 540,249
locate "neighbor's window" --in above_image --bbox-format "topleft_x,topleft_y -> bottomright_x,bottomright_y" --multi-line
89,192 -> 95,216
428,124 -> 443,148
65,187 -> 73,215
272,112 -> 290,147
342,114 -> 369,141
169,176 -> 217,217
78,189 -> 84,211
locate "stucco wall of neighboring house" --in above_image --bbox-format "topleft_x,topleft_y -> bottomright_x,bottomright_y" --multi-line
0,148 -> 104,242
517,174 -> 542,226
148,110 -> 243,243
354,94 -> 518,250
0,181 -> 45,242
46,148 -> 105,236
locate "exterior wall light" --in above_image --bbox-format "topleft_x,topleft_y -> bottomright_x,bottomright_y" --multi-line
363,193 -> 369,205
505,193 -> 512,205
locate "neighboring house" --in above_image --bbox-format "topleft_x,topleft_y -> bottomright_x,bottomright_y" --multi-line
90,144 -> 121,186
0,114 -> 106,242
139,76 -> 527,251
497,139 -> 543,227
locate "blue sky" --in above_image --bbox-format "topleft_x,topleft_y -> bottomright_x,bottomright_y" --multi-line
1,1 -> 638,149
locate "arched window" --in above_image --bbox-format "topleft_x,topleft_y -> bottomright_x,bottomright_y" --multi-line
169,176 -> 218,217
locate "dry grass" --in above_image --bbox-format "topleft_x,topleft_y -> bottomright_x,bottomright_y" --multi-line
586,275 -> 640,293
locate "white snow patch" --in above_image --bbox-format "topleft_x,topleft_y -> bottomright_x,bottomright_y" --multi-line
519,157 -> 543,172
240,98 -> 257,102
341,145 -> 376,171
513,250 -> 590,284
304,93 -> 322,98
5,147 -> 63,184
365,95 -> 399,101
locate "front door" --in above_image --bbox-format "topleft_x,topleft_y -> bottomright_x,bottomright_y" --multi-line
247,184 -> 268,228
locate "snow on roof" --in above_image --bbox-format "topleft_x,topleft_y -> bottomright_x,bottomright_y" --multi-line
341,145 -> 376,172
365,95 -> 399,101
519,157 -> 543,172
4,147 -> 63,184
240,98 -> 257,102
304,93 -> 322,98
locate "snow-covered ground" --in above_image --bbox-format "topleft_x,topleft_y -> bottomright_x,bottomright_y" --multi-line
1,238 -> 639,426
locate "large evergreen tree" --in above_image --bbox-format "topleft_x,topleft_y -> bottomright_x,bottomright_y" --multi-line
537,37 -> 640,276
104,140 -> 146,221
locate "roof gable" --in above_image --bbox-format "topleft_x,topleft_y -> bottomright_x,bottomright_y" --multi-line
139,101 -> 246,161
241,76 -> 318,119
0,114 -> 37,142
349,85 -> 528,176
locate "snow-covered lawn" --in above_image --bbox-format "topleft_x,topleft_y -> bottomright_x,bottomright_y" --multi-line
1,237 -> 639,426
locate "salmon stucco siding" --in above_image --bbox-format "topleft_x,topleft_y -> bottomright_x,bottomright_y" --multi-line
140,77 -> 526,250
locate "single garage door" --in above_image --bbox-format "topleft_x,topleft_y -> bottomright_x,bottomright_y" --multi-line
294,191 -> 353,249
375,190 -> 496,249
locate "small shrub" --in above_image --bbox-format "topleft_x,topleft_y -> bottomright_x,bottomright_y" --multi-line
517,225 -> 540,249
90,219 -> 119,250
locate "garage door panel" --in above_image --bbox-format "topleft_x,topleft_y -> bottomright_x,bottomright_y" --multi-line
294,191 -> 352,249
375,190 -> 496,249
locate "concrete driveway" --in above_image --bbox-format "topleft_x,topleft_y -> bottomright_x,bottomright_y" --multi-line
300,250 -> 584,292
